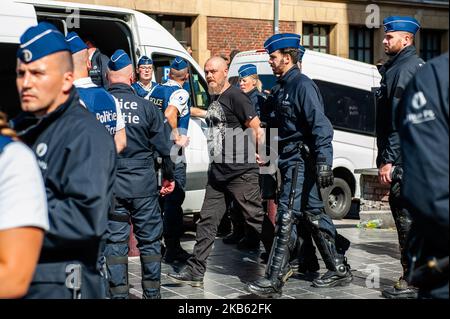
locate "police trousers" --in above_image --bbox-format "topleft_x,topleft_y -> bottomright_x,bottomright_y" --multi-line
105,195 -> 162,298
278,156 -> 336,238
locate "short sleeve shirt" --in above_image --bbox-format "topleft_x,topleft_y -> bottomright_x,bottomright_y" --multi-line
0,141 -> 49,231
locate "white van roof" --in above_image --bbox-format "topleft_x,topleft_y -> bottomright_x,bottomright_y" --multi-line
4,0 -> 201,74
229,49 -> 381,90
14,0 -> 185,51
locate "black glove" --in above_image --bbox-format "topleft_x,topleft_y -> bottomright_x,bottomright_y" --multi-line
316,164 -> 334,189
390,166 -> 403,200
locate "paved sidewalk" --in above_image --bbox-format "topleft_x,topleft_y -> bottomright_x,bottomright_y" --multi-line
128,219 -> 402,299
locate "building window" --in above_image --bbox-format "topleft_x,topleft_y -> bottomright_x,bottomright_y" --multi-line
303,24 -> 330,53
420,29 -> 443,61
349,26 -> 373,64
148,14 -> 192,46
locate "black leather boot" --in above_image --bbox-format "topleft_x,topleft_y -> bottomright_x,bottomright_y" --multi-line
246,207 -> 295,298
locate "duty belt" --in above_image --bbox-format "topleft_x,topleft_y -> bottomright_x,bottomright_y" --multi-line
117,158 -> 154,168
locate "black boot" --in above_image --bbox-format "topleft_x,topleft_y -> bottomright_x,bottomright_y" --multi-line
246,208 -> 295,298
312,256 -> 353,288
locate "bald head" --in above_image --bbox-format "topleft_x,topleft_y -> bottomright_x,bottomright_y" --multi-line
71,49 -> 90,79
205,56 -> 229,95
170,67 -> 188,81
205,56 -> 228,72
108,64 -> 134,86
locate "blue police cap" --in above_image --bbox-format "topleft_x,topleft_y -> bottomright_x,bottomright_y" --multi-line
170,56 -> 188,70
108,49 -> 132,71
238,64 -> 257,78
17,22 -> 70,63
65,31 -> 88,54
138,56 -> 153,66
298,45 -> 306,62
383,16 -> 420,35
264,33 -> 301,54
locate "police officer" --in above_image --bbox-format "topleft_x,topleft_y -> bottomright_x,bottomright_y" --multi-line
148,57 -> 191,263
376,16 -> 424,299
238,64 -> 265,116
399,53 -> 449,299
261,44 -> 320,274
246,33 -> 352,298
132,56 -> 157,98
83,35 -> 110,89
14,22 -> 117,299
105,50 -> 175,299
65,31 -> 127,153
292,44 -> 320,274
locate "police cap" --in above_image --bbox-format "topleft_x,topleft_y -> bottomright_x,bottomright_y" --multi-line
17,22 -> 70,63
108,49 -> 132,71
138,56 -> 153,66
238,64 -> 257,78
170,57 -> 188,70
65,31 -> 88,54
383,16 -> 421,35
264,33 -> 301,54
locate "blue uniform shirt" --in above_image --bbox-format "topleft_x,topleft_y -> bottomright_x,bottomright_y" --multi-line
148,79 -> 190,135
132,81 -> 157,98
74,77 -> 123,136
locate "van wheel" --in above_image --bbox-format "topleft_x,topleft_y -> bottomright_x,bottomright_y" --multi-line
321,178 -> 351,220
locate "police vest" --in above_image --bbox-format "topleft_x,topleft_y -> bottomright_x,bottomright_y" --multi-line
149,84 -> 190,133
78,87 -> 118,136
132,81 -> 157,98
0,135 -> 12,154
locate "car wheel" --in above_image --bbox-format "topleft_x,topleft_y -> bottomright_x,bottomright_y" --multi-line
321,177 -> 352,220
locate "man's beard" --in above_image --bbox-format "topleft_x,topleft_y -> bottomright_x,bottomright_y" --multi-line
208,79 -> 225,95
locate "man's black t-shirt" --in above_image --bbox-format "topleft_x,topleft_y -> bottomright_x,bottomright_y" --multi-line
206,85 -> 259,182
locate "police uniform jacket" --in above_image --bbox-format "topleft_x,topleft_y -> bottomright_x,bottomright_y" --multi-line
400,53 -> 449,232
108,83 -> 173,198
270,65 -> 333,166
17,88 -> 116,265
247,88 -> 266,117
376,45 -> 424,167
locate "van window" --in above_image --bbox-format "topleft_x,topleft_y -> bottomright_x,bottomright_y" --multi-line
314,80 -> 376,136
189,68 -> 209,110
151,53 -> 175,83
0,43 -> 21,120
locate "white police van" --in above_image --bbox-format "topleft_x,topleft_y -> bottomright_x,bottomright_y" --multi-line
229,49 -> 382,219
0,0 -> 210,214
